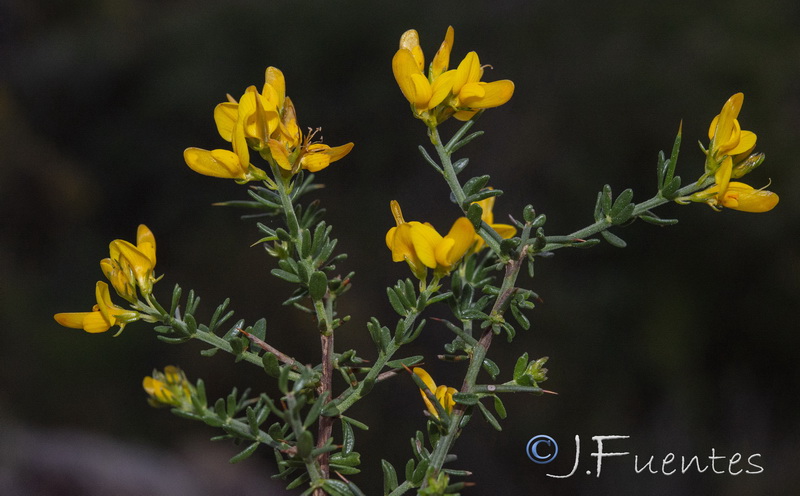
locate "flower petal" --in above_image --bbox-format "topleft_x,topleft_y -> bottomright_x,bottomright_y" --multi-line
213,102 -> 238,142
184,147 -> 247,180
136,225 -> 156,267
429,70 -> 457,109
54,312 -> 93,329
264,66 -> 285,108
728,130 -> 757,156
723,183 -> 779,212
267,140 -> 293,170
453,51 -> 482,94
393,50 -> 431,107
399,29 -> 424,70
467,80 -> 515,109
436,217 -> 475,267
431,26 -> 455,78
410,223 -> 443,268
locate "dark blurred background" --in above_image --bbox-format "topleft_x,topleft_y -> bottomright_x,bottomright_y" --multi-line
2,0 -> 799,494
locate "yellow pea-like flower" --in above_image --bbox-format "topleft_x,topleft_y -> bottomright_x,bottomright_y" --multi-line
54,281 -> 141,334
413,367 -> 457,419
707,93 -> 757,162
691,157 -> 778,213
186,66 -> 352,179
392,26 -> 514,126
385,201 -> 475,280
143,365 -> 194,409
104,224 -> 160,299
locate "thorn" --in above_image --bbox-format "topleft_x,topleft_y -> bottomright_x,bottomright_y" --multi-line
541,389 -> 559,395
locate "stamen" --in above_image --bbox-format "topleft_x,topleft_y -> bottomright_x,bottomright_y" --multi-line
390,200 -> 406,225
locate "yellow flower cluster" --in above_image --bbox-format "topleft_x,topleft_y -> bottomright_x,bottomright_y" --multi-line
688,93 -> 778,213
143,365 -> 194,409
54,225 -> 159,334
392,26 -> 514,127
385,200 -> 475,281
184,67 -> 353,182
386,194 -> 516,280
413,367 -> 457,419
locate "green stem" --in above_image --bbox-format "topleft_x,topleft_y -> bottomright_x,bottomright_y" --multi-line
426,247 -> 527,479
271,163 -> 302,236
472,384 -> 543,394
272,162 -> 336,488
387,480 -> 415,496
543,178 -> 714,252
429,126 -> 505,256
331,311 -> 421,414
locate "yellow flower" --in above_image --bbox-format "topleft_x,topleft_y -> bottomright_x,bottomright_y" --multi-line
705,93 -> 757,174
413,367 -> 457,419
392,26 -> 514,126
54,281 -> 141,334
143,365 -> 194,409
470,192 -> 517,252
690,157 -> 779,212
101,224 -> 159,300
684,93 -> 778,213
385,200 -> 475,280
183,147 -> 266,182
186,67 -> 353,178
392,27 -> 458,125
449,51 -> 515,121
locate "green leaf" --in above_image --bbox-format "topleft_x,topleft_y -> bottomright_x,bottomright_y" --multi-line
452,392 -> 479,406
466,203 -> 483,229
386,356 -> 424,369
462,175 -> 491,197
308,270 -> 328,300
411,459 -> 430,485
611,203 -> 636,224
452,157 -> 469,174
493,395 -> 508,419
330,451 -> 361,468
278,364 -> 291,394
463,188 -> 502,207
271,268 -> 300,284
387,287 -> 407,315
341,419 -> 355,455
660,175 -> 682,198
340,415 -> 369,430
405,458 -> 415,481
303,391 -> 328,429
482,358 -> 500,380
476,400 -> 502,431
285,473 -> 309,490
382,459 -> 399,493
298,228 -> 312,258
609,188 -> 634,219
639,214 -> 679,226
262,352 -> 280,377
600,230 -> 627,248
252,318 -> 267,340
667,123 -> 682,185
447,129 -> 484,154
296,430 -> 314,459
418,145 -> 441,171
513,353 -> 529,381
600,184 -> 613,216
510,303 -> 531,330
229,442 -> 259,463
